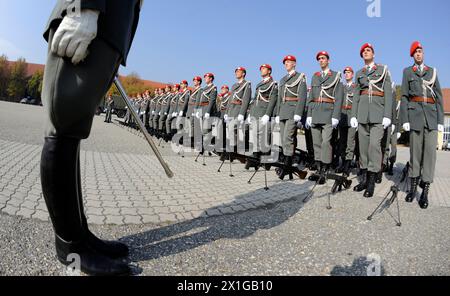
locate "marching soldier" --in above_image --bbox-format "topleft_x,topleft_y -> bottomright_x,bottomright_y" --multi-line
306,51 -> 343,184
104,94 -> 115,123
40,0 -> 142,275
335,67 -> 357,177
351,43 -> 393,198
249,64 -> 278,157
215,85 -> 231,157
152,87 -> 167,137
225,67 -> 252,151
198,73 -> 218,152
276,55 -> 308,169
185,76 -> 202,148
174,80 -> 190,140
146,88 -> 159,132
382,87 -> 400,176
400,41 -> 444,209
165,84 -> 181,141
159,85 -> 173,138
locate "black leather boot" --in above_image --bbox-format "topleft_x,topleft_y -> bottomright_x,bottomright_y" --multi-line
335,158 -> 346,174
387,160 -> 394,176
418,182 -> 430,209
405,177 -> 418,203
353,169 -> 368,192
308,161 -> 321,182
41,137 -> 130,276
76,156 -> 129,259
342,160 -> 351,177
375,171 -> 383,184
363,171 -> 376,198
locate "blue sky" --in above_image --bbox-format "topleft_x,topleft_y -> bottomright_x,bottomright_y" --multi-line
1,0 -> 450,88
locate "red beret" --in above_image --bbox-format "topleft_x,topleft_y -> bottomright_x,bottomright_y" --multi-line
193,76 -> 202,82
410,41 -> 423,57
204,73 -> 215,79
174,84 -> 180,89
283,55 -> 297,64
260,64 -> 272,71
221,85 -> 229,90
316,51 -> 329,60
235,67 -> 246,74
343,66 -> 354,73
360,43 -> 374,57
181,80 -> 188,85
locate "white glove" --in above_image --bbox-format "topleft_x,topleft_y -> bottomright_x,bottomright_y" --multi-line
195,112 -> 200,119
382,117 -> 391,130
332,118 -> 339,129
397,132 -> 401,140
179,111 -> 184,117
402,122 -> 410,132
306,117 -> 312,129
164,112 -> 168,116
350,117 -> 358,129
172,112 -> 177,117
51,9 -> 99,65
204,113 -> 210,119
158,112 -> 161,116
260,115 -> 270,125
294,115 -> 302,122
237,114 -> 244,123
224,114 -> 229,122
438,124 -> 444,132
391,125 -> 396,135
275,116 -> 280,124
247,116 -> 252,124
151,111 -> 155,115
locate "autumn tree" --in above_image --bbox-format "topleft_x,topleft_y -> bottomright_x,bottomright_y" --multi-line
0,54 -> 10,98
7,57 -> 27,100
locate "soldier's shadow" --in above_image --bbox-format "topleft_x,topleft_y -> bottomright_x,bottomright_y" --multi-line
330,256 -> 387,276
121,181 -> 310,264
383,163 -> 409,194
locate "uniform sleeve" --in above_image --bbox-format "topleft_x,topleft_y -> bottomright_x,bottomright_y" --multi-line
383,69 -> 393,120
434,74 -> 444,125
183,93 -> 190,114
239,83 -> 252,116
265,83 -> 278,117
306,77 -> 314,118
399,68 -> 410,125
351,74 -> 361,120
332,80 -> 344,120
295,75 -> 308,117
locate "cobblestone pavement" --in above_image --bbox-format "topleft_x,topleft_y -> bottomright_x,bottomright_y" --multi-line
0,101 -> 449,276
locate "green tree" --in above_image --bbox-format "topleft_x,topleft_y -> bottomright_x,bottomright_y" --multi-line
27,70 -> 44,99
7,57 -> 27,100
0,54 -> 11,98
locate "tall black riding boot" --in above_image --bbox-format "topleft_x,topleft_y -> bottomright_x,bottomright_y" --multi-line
342,160 -> 351,177
363,171 -> 376,198
335,157 -> 346,174
375,171 -> 383,184
387,159 -> 394,176
41,137 -> 130,276
405,177 -> 418,202
353,169 -> 368,192
418,182 -> 430,209
76,156 -> 129,259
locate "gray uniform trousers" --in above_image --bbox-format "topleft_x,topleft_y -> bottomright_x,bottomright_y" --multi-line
42,29 -> 121,139
338,125 -> 357,161
311,124 -> 334,164
358,123 -> 385,173
279,119 -> 297,156
382,126 -> 397,166
409,128 -> 437,183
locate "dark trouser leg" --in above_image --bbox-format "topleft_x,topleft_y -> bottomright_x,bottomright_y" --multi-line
41,29 -> 130,275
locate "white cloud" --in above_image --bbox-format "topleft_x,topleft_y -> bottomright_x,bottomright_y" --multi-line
0,38 -> 27,59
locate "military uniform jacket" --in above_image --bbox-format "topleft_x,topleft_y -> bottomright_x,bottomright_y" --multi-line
149,95 -> 159,119
44,0 -> 142,66
160,93 -> 174,119
307,70 -> 343,124
168,93 -> 180,117
198,84 -> 218,116
351,64 -> 393,124
226,80 -> 252,118
340,82 -> 356,127
249,77 -> 278,119
186,87 -> 202,118
399,65 -> 443,131
176,89 -> 190,117
276,71 -> 308,121
217,93 -> 231,120
154,93 -> 167,118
